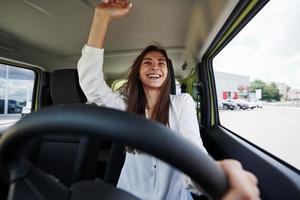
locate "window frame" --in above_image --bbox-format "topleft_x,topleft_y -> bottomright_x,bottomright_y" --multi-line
0,60 -> 40,116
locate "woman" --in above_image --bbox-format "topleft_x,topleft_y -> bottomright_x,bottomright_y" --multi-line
78,1 -> 260,200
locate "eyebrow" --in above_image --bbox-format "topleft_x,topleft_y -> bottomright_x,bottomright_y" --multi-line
142,57 -> 167,62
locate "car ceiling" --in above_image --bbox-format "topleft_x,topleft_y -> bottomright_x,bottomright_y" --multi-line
0,0 -> 237,80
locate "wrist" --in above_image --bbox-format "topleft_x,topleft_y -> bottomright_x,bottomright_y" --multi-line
93,11 -> 111,23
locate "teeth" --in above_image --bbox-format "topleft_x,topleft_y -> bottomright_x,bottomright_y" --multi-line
147,74 -> 160,78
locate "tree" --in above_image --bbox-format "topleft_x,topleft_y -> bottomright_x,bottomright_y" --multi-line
250,79 -> 266,92
264,83 -> 281,101
250,79 -> 281,101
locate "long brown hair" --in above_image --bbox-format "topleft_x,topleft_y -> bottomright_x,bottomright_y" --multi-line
122,45 -> 172,125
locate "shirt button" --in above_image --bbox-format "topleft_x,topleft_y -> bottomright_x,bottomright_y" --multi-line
154,165 -> 156,168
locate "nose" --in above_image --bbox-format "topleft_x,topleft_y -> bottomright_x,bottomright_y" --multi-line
151,61 -> 159,71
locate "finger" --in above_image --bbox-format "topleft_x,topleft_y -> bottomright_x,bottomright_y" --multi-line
218,159 -> 243,171
107,1 -> 130,9
120,1 -> 128,8
127,2 -> 132,9
245,171 -> 258,185
102,0 -> 113,4
245,172 -> 260,197
100,0 -> 112,7
253,185 -> 260,197
118,4 -> 131,17
117,1 -> 131,9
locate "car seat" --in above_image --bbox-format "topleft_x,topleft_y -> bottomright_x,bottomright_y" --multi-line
28,69 -> 104,186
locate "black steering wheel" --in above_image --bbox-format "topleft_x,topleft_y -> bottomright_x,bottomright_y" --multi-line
0,105 -> 228,200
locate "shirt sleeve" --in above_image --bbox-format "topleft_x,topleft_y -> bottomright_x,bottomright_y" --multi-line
178,93 -> 207,153
177,93 -> 208,195
77,45 -> 126,110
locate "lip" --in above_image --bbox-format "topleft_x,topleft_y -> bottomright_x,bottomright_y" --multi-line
146,73 -> 162,78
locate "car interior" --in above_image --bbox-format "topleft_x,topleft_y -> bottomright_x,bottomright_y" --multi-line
0,0 -> 299,199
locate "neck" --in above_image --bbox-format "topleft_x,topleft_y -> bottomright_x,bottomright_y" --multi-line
143,88 -> 160,109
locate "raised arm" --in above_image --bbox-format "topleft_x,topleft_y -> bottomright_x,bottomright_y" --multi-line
88,0 -> 132,48
78,1 -> 132,110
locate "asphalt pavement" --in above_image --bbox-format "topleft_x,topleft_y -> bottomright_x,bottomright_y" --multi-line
0,114 -> 21,125
220,106 -> 300,170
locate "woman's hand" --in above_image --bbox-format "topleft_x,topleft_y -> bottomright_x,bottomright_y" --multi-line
87,0 -> 132,48
218,159 -> 260,200
95,0 -> 132,21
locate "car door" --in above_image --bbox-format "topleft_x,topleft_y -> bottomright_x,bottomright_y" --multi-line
0,62 -> 42,199
195,1 -> 300,199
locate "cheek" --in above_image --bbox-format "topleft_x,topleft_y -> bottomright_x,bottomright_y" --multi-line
139,68 -> 147,83
138,67 -> 144,78
161,72 -> 168,83
139,66 -> 146,76
163,68 -> 168,77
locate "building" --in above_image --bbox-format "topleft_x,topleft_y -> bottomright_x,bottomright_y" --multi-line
287,89 -> 300,100
214,71 -> 250,100
274,82 -> 289,100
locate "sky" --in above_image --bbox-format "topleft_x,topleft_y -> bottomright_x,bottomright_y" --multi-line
0,65 -> 34,102
213,0 -> 300,89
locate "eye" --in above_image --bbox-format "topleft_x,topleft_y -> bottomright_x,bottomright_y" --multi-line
159,62 -> 167,66
142,61 -> 152,65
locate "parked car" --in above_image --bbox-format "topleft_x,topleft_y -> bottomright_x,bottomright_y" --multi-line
234,99 -> 256,110
250,99 -> 263,108
21,101 -> 32,117
7,100 -> 22,114
222,99 -> 238,110
217,99 -> 224,110
0,99 -> 4,114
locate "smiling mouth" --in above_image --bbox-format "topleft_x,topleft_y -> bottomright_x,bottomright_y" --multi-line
147,74 -> 161,79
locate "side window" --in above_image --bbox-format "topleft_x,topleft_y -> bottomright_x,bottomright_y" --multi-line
0,63 -> 35,125
111,79 -> 127,92
213,0 -> 300,170
192,80 -> 201,121
180,77 -> 202,121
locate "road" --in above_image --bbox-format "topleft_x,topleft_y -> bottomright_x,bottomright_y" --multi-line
220,106 -> 300,170
0,114 -> 21,125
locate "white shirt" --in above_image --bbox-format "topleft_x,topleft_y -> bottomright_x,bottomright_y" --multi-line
77,45 -> 207,200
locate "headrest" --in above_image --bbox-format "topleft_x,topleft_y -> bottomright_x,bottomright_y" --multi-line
50,69 -> 87,104
168,59 -> 176,95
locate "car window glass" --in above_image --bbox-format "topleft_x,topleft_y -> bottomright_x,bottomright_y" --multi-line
213,0 -> 300,170
0,63 -> 35,125
111,79 -> 127,92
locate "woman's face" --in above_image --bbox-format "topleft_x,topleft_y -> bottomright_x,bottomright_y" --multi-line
139,51 -> 168,91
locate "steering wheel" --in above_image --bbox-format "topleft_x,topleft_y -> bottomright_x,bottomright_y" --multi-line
0,105 -> 228,200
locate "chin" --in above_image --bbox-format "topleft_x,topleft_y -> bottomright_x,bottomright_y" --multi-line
144,84 -> 164,90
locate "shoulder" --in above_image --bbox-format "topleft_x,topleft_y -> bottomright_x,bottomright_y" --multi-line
170,93 -> 195,106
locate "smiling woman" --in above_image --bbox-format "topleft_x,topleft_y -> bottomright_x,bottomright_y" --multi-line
78,29 -> 206,200
1,0 -> 300,199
